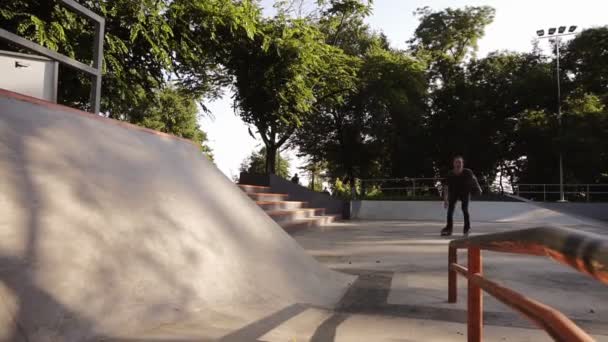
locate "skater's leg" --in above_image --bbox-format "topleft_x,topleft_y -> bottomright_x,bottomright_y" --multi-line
461,194 -> 471,234
442,196 -> 457,236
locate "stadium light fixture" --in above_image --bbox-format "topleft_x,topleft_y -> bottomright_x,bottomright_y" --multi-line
533,24 -> 578,202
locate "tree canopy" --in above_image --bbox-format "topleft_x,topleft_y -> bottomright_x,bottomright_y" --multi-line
2,1 -> 606,194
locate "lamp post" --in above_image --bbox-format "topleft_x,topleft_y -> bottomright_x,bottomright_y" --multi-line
536,25 -> 577,202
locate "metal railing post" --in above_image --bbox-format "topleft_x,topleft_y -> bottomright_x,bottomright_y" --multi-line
468,247 -> 483,342
543,184 -> 547,202
587,184 -> 590,202
448,246 -> 457,303
0,0 -> 104,114
412,179 -> 416,197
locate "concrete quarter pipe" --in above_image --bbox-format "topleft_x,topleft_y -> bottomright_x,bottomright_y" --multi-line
0,89 -> 353,341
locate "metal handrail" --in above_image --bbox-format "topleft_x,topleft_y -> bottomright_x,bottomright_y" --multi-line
0,0 -> 104,113
448,227 -> 608,342
514,183 -> 608,202
516,184 -> 608,186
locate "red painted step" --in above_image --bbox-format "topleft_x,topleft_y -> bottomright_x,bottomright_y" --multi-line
266,208 -> 326,223
256,201 -> 306,211
280,215 -> 341,233
238,183 -> 339,232
238,184 -> 271,194
247,192 -> 289,202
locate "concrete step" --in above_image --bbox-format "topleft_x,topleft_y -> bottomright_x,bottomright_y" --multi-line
256,201 -> 307,211
247,192 -> 289,202
238,184 -> 271,194
266,208 -> 326,223
280,215 -> 340,234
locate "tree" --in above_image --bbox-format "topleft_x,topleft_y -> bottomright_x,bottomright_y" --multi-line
563,26 -> 608,101
227,16 -> 355,174
408,6 -> 495,67
166,0 -> 260,105
299,160 -> 327,191
134,86 -> 213,159
239,147 -> 291,179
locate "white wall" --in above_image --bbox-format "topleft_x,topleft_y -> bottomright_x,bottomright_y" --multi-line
0,50 -> 57,102
351,200 -> 593,225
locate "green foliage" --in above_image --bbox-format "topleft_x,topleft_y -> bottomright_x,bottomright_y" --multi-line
294,43 -> 427,183
133,87 -> 213,159
563,27 -> 608,99
409,6 -> 495,64
167,0 -> 260,102
239,147 -> 291,179
227,15 -> 356,174
0,0 -> 255,145
2,1 -> 606,188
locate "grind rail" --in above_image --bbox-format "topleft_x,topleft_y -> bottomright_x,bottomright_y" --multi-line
448,226 -> 608,342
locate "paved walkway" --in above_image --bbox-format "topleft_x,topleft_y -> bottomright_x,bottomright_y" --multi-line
119,220 -> 608,341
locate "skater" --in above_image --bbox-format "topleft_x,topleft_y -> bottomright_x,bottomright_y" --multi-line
441,156 -> 482,236
291,173 -> 300,184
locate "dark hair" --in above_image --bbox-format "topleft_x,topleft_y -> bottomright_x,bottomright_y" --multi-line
453,155 -> 464,161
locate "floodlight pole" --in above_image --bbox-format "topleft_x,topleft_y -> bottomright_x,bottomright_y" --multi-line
537,29 -> 576,202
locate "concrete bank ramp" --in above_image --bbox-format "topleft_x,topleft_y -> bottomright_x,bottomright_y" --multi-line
0,90 -> 352,341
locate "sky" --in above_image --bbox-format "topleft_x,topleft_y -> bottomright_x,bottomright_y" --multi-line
200,0 -> 608,182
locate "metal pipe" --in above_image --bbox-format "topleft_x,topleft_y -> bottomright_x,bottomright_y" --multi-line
468,247 -> 483,342
448,246 -> 457,303
449,226 -> 608,285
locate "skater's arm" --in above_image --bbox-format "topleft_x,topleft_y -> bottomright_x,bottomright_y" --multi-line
470,172 -> 482,195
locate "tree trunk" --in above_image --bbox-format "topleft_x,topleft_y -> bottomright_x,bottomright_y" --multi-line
265,144 -> 277,175
499,163 -> 505,194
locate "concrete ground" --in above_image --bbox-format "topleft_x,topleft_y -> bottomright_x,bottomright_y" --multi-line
120,220 -> 608,341
290,220 -> 608,341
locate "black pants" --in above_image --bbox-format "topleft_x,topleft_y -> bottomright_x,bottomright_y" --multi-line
446,192 -> 470,230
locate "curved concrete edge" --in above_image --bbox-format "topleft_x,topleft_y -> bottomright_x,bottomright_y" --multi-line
350,200 -> 602,226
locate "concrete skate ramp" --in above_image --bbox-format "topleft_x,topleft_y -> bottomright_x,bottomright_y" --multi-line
0,90 -> 352,341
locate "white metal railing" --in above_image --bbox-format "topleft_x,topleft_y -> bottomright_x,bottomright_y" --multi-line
514,183 -> 608,202
357,177 -> 443,198
356,177 -> 496,199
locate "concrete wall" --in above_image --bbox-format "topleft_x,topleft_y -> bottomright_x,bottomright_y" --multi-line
350,200 -> 594,225
240,173 -> 347,217
0,89 -> 352,341
538,202 -> 608,222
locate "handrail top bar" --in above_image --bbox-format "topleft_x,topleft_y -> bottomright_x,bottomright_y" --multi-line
60,0 -> 105,24
0,0 -> 104,113
450,226 -> 608,284
360,177 -> 444,182
516,183 -> 608,186
0,29 -> 99,76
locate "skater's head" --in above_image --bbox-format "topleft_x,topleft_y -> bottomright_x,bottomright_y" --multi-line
452,155 -> 464,173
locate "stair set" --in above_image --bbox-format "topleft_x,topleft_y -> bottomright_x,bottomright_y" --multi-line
238,184 -> 340,233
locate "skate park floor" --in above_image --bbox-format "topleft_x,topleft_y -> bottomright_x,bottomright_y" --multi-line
115,220 -> 608,341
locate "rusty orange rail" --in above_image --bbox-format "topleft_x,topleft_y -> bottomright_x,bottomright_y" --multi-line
448,226 -> 608,342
